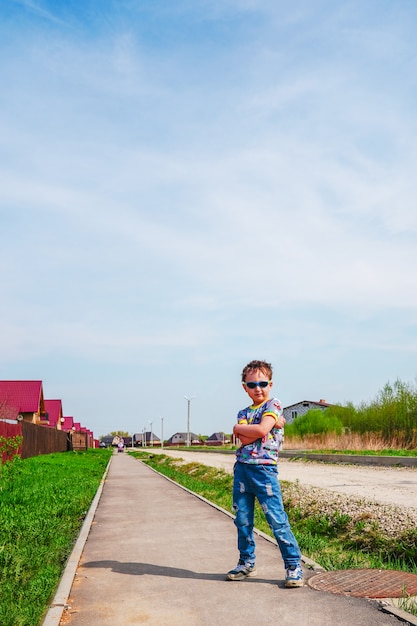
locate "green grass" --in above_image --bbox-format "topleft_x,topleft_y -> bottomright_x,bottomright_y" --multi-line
398,594 -> 417,617
0,449 -> 111,626
156,445 -> 417,457
131,451 -> 417,577
294,449 -> 417,457
286,504 -> 417,573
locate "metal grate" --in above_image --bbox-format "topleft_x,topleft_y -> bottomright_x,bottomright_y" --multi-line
307,569 -> 417,598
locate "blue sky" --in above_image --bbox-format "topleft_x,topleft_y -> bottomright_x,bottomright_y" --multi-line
1,0 -> 417,440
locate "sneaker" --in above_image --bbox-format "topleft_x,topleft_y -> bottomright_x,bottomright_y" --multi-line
226,561 -> 257,581
285,564 -> 304,588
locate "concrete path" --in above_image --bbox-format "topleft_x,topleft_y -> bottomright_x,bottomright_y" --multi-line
50,452 -> 410,626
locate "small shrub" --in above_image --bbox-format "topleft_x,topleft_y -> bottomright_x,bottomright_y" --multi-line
285,409 -> 344,438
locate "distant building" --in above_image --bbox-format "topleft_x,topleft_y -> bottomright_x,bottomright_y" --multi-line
132,433 -> 144,447
132,431 -> 161,446
206,432 -> 230,446
44,399 -> 64,430
0,380 -> 46,424
166,432 -> 202,446
283,399 -> 332,424
0,380 -> 97,447
100,436 -> 114,448
62,416 -> 74,431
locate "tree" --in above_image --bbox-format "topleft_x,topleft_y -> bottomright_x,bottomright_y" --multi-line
98,430 -> 130,439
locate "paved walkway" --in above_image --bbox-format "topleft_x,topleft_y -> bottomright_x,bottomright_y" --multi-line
46,452 -> 410,626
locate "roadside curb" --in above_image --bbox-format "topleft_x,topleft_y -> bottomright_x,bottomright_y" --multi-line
176,448 -> 417,468
378,602 -> 417,626
41,456 -> 112,626
279,451 -> 417,468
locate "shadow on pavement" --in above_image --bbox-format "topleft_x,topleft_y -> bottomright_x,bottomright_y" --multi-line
82,559 -> 279,586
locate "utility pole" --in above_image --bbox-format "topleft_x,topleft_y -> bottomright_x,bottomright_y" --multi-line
184,395 -> 195,447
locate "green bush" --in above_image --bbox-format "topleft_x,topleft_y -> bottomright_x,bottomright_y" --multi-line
285,409 -> 344,437
285,379 -> 417,447
324,379 -> 417,445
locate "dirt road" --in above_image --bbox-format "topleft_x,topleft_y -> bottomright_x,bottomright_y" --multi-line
149,449 -> 417,511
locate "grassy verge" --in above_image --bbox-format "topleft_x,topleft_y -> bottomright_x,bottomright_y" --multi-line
285,447 -> 417,457
155,444 -> 417,457
131,451 -> 417,575
0,449 -> 112,626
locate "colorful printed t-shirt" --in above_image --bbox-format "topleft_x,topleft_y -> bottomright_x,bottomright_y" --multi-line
235,397 -> 284,465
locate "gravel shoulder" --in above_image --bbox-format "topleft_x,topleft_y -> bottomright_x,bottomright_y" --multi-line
149,449 -> 417,511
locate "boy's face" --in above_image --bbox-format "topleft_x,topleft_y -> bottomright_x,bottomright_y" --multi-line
242,368 -> 272,405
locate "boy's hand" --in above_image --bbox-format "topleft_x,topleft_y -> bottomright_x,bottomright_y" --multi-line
276,415 -> 285,429
233,424 -> 257,445
238,433 -> 257,446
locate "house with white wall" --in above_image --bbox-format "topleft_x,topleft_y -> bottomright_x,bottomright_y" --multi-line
283,399 -> 332,424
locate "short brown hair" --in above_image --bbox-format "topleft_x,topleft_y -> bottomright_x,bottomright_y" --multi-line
241,359 -> 273,382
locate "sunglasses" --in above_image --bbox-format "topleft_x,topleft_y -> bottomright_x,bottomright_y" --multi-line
244,381 -> 270,389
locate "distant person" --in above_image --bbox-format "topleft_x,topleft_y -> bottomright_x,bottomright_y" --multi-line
226,359 -> 303,588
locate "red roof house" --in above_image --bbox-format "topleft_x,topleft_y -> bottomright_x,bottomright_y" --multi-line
44,399 -> 64,430
62,416 -> 74,431
0,381 -> 46,424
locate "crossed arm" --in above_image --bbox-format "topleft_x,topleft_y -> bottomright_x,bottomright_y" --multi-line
233,414 -> 285,445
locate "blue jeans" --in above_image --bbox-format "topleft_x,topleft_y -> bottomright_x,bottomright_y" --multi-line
232,462 -> 301,568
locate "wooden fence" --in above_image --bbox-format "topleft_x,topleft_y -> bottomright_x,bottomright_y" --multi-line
21,421 -> 69,459
0,420 -> 75,461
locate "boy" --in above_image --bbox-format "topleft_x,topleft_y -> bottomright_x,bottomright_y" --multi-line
226,359 -> 304,588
